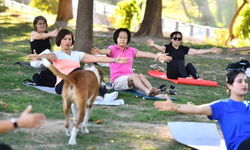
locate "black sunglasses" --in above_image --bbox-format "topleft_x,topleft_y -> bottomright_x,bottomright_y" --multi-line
173,37 -> 182,41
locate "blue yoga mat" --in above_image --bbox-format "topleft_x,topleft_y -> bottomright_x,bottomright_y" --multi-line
106,83 -> 177,100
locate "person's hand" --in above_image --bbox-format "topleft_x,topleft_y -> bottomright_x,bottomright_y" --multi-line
17,105 -> 45,128
227,45 -> 237,52
51,28 -> 59,37
28,50 -> 39,61
155,53 -> 172,63
115,53 -> 129,64
147,38 -> 155,47
91,47 -> 100,55
154,94 -> 175,111
211,47 -> 223,54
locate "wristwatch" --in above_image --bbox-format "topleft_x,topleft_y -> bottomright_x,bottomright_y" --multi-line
11,118 -> 18,129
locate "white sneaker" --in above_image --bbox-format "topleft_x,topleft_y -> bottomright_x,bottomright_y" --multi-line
103,91 -> 118,101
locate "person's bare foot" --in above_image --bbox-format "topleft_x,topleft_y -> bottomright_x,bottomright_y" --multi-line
147,88 -> 161,97
153,88 -> 161,95
147,88 -> 156,97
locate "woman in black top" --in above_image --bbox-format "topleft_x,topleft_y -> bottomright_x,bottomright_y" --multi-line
30,16 -> 60,54
147,31 -> 222,79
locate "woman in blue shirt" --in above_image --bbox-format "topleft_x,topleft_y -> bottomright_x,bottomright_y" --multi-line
154,70 -> 250,150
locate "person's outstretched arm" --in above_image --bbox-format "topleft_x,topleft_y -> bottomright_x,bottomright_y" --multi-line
136,50 -> 172,63
91,47 -> 112,56
147,38 -> 166,53
0,105 -> 45,135
227,45 -> 250,52
82,53 -> 129,64
154,94 -> 212,116
30,28 -> 60,42
28,50 -> 56,62
187,47 -> 223,55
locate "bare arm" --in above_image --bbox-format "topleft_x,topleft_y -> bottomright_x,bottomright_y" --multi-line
136,51 -> 172,62
188,47 -> 223,55
82,53 -> 129,64
91,47 -> 112,56
0,105 -> 45,135
30,28 -> 59,42
154,94 -> 212,116
147,38 -> 166,53
28,50 -> 56,62
227,45 -> 250,52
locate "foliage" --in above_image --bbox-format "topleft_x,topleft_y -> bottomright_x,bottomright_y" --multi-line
206,28 -> 230,47
234,4 -> 250,46
29,0 -> 58,14
0,0 -> 8,12
110,0 -> 141,31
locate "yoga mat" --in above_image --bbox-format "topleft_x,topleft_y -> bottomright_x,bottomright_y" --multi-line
22,81 -> 124,106
148,70 -> 218,87
15,61 -> 47,71
106,83 -> 177,100
168,122 -> 226,150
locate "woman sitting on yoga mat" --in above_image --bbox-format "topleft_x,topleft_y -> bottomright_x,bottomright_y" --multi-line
91,28 -> 172,97
29,16 -> 60,87
147,31 -> 223,79
28,29 -> 129,101
154,70 -> 250,150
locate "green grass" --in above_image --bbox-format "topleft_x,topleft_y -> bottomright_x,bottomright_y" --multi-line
0,12 -> 249,150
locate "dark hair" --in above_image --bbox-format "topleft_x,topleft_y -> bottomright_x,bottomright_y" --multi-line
33,16 -> 48,30
113,28 -> 131,44
56,29 -> 75,46
169,31 -> 182,44
226,70 -> 246,95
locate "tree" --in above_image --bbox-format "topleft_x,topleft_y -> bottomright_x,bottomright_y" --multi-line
29,0 -> 58,14
56,0 -> 73,21
134,0 -> 163,37
74,0 -> 93,54
227,0 -> 249,43
190,0 -> 216,27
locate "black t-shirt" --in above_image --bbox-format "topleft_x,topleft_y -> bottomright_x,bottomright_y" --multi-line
164,44 -> 190,71
30,31 -> 51,54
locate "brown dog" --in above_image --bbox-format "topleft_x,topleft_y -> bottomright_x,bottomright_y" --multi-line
42,58 -> 104,145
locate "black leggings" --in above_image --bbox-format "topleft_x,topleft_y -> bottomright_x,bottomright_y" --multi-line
166,60 -> 199,79
0,143 -> 12,150
238,138 -> 250,150
55,68 -> 107,97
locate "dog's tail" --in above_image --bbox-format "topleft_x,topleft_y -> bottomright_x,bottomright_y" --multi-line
42,58 -> 76,85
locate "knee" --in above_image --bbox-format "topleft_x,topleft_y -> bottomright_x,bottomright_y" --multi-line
138,74 -> 145,78
186,63 -> 194,68
130,73 -> 139,78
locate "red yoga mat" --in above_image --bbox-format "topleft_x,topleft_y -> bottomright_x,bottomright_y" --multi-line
148,70 -> 217,87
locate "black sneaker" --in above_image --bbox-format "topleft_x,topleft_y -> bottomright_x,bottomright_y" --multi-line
169,85 -> 177,95
159,84 -> 166,93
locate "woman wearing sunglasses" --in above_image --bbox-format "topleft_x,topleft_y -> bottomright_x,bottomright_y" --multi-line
147,31 -> 222,79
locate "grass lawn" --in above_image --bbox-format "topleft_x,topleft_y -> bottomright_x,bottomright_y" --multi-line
0,12 -> 249,150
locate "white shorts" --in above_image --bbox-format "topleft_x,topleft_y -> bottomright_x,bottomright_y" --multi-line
30,49 -> 51,68
112,75 -> 137,91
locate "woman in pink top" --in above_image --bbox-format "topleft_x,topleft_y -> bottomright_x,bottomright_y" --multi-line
91,28 -> 172,97
28,29 -> 129,101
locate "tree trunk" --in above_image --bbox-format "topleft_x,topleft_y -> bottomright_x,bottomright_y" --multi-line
74,0 -> 93,54
134,0 -> 163,37
56,0 -> 73,21
227,0 -> 248,43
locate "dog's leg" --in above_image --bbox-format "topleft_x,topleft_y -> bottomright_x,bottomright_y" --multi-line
63,99 -> 71,137
81,106 -> 93,134
71,103 -> 78,124
68,102 -> 85,145
68,127 -> 78,145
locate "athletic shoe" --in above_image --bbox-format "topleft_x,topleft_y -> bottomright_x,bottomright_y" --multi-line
169,85 -> 177,95
159,84 -> 166,93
